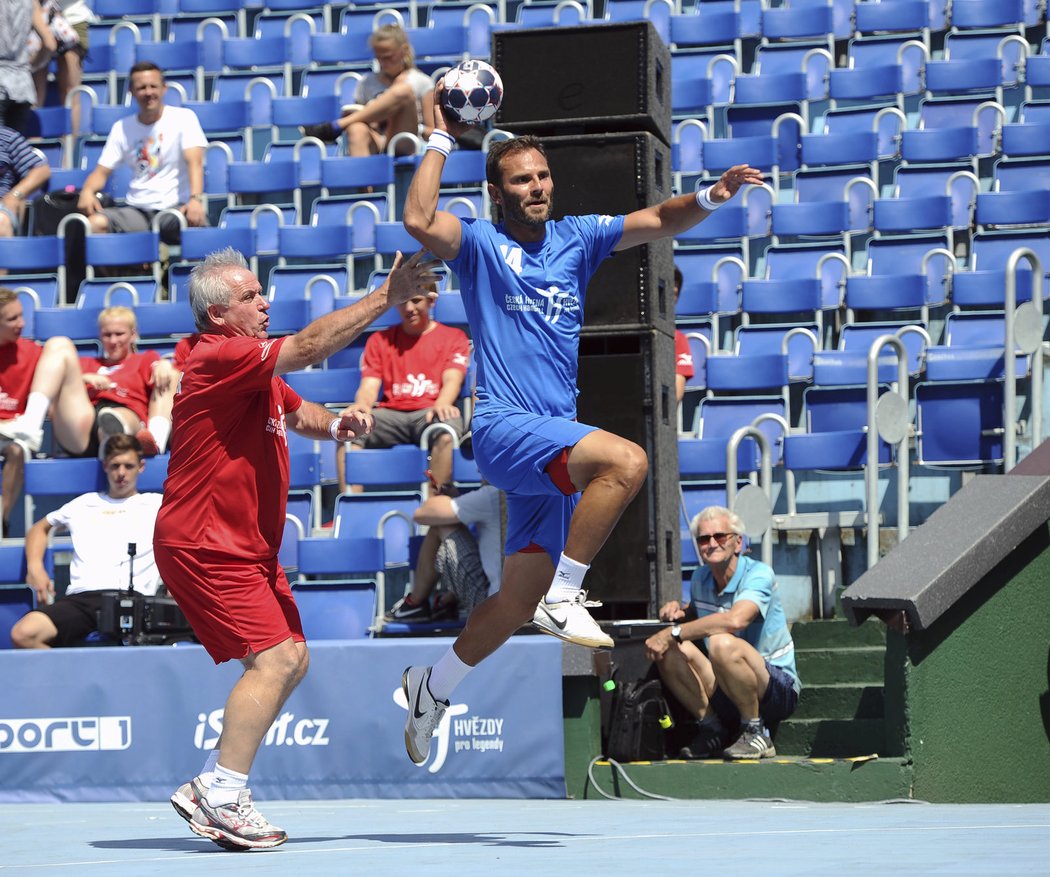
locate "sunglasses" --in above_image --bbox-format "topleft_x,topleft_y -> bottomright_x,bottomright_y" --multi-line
697,531 -> 735,546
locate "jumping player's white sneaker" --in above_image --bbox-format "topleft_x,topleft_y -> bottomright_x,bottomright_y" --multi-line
401,665 -> 448,765
171,775 -> 207,823
188,789 -> 287,850
532,590 -> 613,649
0,416 -> 42,453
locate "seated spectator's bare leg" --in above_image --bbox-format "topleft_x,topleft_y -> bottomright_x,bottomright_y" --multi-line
653,640 -> 718,721
145,383 -> 175,452
0,212 -> 13,274
10,611 -> 58,649
346,121 -> 384,158
427,432 -> 453,489
217,638 -> 309,774
88,212 -> 109,234
562,429 -> 648,564
35,337 -> 96,454
1,441 -> 24,529
449,550 -> 551,666
412,523 -> 458,603
707,633 -> 769,723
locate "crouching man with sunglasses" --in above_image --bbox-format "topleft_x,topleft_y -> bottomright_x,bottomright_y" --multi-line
645,505 -> 801,759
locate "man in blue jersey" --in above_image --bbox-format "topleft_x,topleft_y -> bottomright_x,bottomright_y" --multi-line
399,89 -> 763,765
645,506 -> 800,759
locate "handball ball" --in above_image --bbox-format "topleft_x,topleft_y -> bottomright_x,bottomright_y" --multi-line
440,60 -> 503,125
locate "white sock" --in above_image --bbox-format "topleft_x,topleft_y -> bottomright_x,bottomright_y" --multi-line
545,553 -> 589,603
22,392 -> 49,429
198,748 -> 220,788
148,415 -> 171,452
426,646 -> 472,702
206,763 -> 248,807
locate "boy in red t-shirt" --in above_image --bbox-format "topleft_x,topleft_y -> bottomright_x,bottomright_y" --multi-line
0,288 -> 42,529
339,290 -> 469,492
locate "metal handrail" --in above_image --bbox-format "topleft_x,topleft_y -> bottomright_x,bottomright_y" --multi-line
866,334 -> 909,569
1004,248 -> 1044,470
725,425 -> 773,566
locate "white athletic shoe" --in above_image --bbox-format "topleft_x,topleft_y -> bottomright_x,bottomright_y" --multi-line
189,789 -> 287,850
401,665 -> 448,765
532,590 -> 614,649
0,416 -> 42,453
171,775 -> 207,823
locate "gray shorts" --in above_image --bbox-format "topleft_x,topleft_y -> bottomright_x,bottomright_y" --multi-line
102,205 -> 188,245
434,526 -> 489,613
353,407 -> 465,450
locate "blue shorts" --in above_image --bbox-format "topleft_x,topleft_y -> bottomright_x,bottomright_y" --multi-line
472,407 -> 596,561
709,660 -> 799,728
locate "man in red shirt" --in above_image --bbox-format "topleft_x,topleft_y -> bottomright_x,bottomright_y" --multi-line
0,287 -> 42,530
673,265 -> 696,404
339,289 -> 469,492
157,246 -> 436,851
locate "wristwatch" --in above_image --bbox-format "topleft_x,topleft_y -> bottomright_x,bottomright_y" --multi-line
670,624 -> 683,644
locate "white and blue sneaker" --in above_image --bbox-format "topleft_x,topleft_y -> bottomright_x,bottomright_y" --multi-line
532,590 -> 613,649
401,665 -> 448,765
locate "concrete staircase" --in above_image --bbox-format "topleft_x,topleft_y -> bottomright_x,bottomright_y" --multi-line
775,617 -> 889,759
571,619 -> 916,802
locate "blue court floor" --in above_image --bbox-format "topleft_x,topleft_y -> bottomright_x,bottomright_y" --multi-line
3,799 -> 1049,876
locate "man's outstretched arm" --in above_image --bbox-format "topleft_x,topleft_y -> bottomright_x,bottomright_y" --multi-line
615,164 -> 765,252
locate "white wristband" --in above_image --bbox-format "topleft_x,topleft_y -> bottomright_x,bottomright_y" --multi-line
426,130 -> 455,157
329,418 -> 343,442
696,185 -> 721,212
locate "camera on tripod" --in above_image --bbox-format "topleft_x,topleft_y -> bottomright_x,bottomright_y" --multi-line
95,542 -> 195,646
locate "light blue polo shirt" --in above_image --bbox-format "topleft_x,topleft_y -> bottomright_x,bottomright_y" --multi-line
688,555 -> 801,693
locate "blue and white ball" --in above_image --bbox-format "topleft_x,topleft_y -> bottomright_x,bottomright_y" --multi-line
440,60 -> 504,125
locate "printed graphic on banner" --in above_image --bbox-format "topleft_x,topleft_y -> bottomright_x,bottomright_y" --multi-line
0,716 -> 132,753
392,687 -> 506,773
193,709 -> 331,750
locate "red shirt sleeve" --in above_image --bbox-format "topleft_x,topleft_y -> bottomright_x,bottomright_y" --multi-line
675,330 -> 695,380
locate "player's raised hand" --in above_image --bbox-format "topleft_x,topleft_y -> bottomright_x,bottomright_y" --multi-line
385,249 -> 442,307
431,77 -> 473,141
710,164 -> 766,203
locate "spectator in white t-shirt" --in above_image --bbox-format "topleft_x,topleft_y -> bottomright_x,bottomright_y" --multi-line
386,483 -> 503,622
9,433 -> 164,648
77,61 -> 208,245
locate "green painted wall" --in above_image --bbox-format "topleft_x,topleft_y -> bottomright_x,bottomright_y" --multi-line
885,523 -> 1050,802
563,676 -> 602,800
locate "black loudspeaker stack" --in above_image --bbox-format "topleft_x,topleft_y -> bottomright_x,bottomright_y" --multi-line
493,22 -> 681,615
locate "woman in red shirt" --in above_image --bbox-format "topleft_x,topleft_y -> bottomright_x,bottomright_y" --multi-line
79,305 -> 177,456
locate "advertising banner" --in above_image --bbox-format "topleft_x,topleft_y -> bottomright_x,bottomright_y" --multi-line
0,637 -> 565,802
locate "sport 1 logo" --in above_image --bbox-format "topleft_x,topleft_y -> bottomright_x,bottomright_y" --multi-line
0,716 -> 132,753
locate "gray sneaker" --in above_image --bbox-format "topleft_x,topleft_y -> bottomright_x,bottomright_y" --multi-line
532,590 -> 613,649
723,726 -> 776,760
401,665 -> 448,765
170,775 -> 207,823
189,789 -> 288,850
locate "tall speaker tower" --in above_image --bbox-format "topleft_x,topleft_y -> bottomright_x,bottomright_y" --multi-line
493,22 -> 681,616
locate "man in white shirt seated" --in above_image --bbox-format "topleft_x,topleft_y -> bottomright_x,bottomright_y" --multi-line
10,433 -> 164,648
77,61 -> 208,245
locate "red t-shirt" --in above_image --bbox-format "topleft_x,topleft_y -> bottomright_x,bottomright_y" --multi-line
173,333 -> 202,372
675,330 -> 695,380
154,333 -> 303,561
361,322 -> 469,412
80,350 -> 160,422
0,338 -> 43,420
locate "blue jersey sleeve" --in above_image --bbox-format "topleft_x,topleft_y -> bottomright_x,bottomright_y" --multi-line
566,214 -> 625,281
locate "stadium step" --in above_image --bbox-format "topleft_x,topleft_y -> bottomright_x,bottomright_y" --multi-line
774,618 -> 890,759
582,755 -> 912,803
